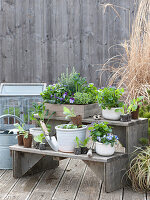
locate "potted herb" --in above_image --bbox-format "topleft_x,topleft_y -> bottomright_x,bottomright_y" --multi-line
116,104 -> 131,122
97,87 -> 124,120
34,133 -> 46,150
23,131 -> 32,148
74,137 -> 90,155
41,69 -> 99,118
14,123 -> 25,146
88,122 -> 119,156
74,136 -> 81,155
128,96 -> 144,119
55,122 -> 87,152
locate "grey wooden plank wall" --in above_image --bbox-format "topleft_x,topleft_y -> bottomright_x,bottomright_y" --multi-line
0,0 -> 138,87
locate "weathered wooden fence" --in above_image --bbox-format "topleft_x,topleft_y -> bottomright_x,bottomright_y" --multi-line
0,0 -> 138,86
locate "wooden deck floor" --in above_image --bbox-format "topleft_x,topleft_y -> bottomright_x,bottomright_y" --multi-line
0,159 -> 149,200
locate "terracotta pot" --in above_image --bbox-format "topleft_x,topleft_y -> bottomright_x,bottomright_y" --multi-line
17,133 -> 24,146
71,115 -> 82,127
23,134 -> 32,148
131,106 -> 139,119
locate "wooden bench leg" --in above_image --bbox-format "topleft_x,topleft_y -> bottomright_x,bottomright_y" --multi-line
105,156 -> 128,192
83,155 -> 128,193
12,151 -> 59,178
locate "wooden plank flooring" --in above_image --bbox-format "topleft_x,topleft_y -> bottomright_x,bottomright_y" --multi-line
0,159 -> 148,200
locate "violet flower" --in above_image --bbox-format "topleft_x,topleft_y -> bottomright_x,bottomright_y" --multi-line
63,92 -> 68,98
69,98 -> 75,104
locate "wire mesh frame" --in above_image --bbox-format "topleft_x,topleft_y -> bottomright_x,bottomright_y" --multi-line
0,96 -> 43,130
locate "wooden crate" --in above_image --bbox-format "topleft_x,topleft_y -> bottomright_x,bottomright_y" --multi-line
45,103 -> 101,118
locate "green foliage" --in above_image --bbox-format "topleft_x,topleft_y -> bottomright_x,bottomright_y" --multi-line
75,136 -> 80,148
128,96 -> 144,112
58,68 -> 87,93
14,123 -> 25,135
80,137 -> 90,147
34,133 -> 45,144
4,107 -> 20,117
24,131 -> 29,139
75,137 -> 90,148
116,104 -> 130,114
63,107 -> 76,119
88,122 -> 112,142
139,137 -> 149,146
97,87 -> 124,109
74,92 -> 93,104
57,124 -> 78,129
31,102 -> 55,133
139,93 -> 150,144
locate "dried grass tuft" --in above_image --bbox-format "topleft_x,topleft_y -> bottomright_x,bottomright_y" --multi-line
101,0 -> 150,103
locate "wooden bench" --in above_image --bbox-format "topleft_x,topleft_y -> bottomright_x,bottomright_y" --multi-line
10,145 -> 128,193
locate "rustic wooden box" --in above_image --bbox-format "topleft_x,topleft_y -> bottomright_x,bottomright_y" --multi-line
45,103 -> 101,118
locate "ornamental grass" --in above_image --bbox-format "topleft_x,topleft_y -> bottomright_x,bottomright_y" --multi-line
101,0 -> 150,103
128,146 -> 150,192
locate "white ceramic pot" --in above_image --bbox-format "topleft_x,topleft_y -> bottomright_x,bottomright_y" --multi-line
95,142 -> 115,156
55,125 -> 87,152
102,107 -> 121,120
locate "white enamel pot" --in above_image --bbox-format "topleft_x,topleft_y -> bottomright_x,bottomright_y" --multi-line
95,142 -> 115,156
55,125 -> 87,152
102,107 -> 121,120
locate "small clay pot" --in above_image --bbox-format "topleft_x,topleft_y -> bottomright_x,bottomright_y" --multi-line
131,106 -> 139,119
23,134 -> 32,148
81,147 -> 88,154
17,133 -> 24,146
39,143 -> 46,150
71,115 -> 82,127
120,114 -> 131,122
74,147 -> 81,155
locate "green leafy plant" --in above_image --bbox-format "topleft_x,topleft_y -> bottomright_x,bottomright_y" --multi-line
14,123 -> 26,135
34,133 -> 45,144
31,102 -> 55,133
75,137 -> 90,148
88,122 -> 118,147
128,146 -> 150,192
116,104 -> 130,114
14,123 -> 30,138
74,92 -> 93,105
88,122 -> 112,142
128,96 -> 144,112
80,137 -> 90,147
75,136 -> 80,148
24,131 -> 30,139
57,124 -> 79,129
97,87 -> 124,109
63,106 -> 76,119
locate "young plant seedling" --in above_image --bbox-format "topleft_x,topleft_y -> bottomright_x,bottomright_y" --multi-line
63,106 -> 76,119
74,136 -> 81,155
